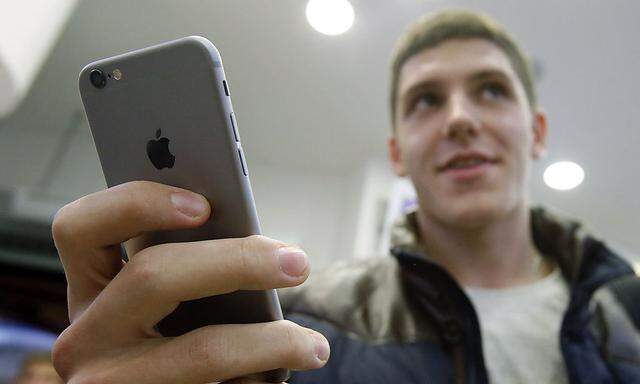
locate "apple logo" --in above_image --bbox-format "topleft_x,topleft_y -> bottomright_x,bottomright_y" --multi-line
146,128 -> 175,169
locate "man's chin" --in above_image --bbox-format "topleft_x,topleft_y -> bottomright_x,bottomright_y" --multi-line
431,194 -> 513,230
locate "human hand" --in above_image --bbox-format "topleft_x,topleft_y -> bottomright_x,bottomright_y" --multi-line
51,181 -> 329,383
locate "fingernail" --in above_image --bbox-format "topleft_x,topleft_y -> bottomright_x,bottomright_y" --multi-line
311,332 -> 330,363
171,192 -> 208,218
277,247 -> 308,277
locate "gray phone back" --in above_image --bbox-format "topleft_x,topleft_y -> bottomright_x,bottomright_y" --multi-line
79,36 -> 287,382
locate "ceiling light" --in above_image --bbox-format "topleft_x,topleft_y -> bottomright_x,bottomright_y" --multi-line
306,0 -> 355,36
543,161 -> 585,190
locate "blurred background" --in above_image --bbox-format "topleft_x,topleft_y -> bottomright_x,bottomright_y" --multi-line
0,0 -> 639,381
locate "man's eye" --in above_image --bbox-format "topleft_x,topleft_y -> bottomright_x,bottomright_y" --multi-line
412,93 -> 441,112
481,82 -> 508,100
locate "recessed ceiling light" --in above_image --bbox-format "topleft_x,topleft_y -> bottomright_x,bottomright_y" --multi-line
543,161 -> 585,190
306,0 -> 355,36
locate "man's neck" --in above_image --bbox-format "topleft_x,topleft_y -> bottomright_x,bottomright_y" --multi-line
416,203 -> 550,288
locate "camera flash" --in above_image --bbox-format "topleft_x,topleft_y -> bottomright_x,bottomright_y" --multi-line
112,69 -> 122,80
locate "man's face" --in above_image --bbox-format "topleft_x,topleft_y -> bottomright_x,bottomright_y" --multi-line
389,38 -> 547,228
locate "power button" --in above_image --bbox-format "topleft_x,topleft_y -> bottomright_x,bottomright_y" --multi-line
238,147 -> 248,176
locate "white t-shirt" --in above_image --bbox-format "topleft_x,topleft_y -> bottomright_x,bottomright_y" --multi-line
464,267 -> 570,384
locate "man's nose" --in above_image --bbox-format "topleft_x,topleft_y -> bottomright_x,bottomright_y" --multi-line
441,93 -> 479,143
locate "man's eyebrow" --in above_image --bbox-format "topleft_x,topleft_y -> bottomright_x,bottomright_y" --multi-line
398,68 -> 514,106
400,79 -> 442,104
469,69 -> 512,83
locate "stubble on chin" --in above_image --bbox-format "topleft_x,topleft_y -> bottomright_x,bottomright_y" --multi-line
422,190 -> 513,231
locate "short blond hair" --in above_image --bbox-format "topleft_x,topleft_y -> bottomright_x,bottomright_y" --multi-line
389,10 -> 537,127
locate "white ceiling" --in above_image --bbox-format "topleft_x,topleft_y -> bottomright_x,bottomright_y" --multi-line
0,0 -> 639,254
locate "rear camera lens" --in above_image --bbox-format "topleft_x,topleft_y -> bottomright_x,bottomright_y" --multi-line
89,69 -> 107,89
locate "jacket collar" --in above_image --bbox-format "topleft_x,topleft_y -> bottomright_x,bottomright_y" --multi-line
389,205 -> 633,288
389,205 -> 634,384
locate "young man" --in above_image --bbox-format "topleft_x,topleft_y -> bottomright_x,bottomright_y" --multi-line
282,10 -> 640,384
51,10 -> 639,384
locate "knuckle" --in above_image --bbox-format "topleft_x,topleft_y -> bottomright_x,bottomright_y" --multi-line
123,180 -> 154,190
237,236 -> 266,272
117,190 -> 147,220
245,234 -> 278,251
126,249 -> 162,294
240,235 -> 264,254
117,180 -> 158,197
52,327 -> 118,384
278,320 -> 310,361
110,181 -> 157,219
52,327 -> 81,380
117,181 -> 159,208
52,202 -> 79,247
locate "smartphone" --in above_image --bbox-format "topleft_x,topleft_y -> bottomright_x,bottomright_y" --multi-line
79,36 -> 288,382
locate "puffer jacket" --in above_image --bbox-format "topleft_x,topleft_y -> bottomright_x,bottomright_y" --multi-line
280,206 -> 640,384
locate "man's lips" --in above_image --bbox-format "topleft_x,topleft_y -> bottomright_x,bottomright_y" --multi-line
437,150 -> 499,173
439,159 -> 499,182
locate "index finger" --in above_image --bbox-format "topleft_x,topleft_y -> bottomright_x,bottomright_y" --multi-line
52,180 -> 211,319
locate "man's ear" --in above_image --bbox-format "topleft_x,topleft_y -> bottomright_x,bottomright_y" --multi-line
388,135 -> 407,176
532,110 -> 548,160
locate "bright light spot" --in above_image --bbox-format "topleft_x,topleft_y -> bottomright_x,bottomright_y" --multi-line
543,161 -> 585,190
306,0 -> 354,36
633,262 -> 640,276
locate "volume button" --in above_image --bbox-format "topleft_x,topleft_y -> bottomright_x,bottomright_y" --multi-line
238,147 -> 248,176
223,80 -> 230,96
230,112 -> 240,142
